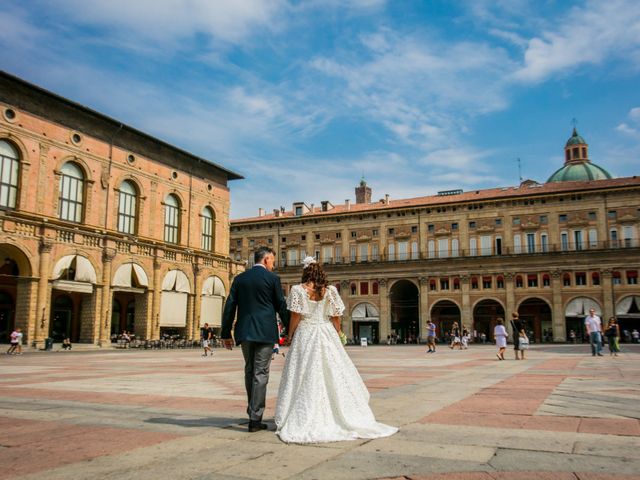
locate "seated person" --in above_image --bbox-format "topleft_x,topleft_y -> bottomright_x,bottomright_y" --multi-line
62,338 -> 72,350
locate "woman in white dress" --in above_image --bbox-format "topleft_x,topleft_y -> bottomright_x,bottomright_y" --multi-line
494,317 -> 508,360
274,257 -> 398,444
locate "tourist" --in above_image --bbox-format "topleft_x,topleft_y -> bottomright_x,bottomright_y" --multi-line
511,312 -> 525,360
494,318 -> 507,360
450,322 -> 462,350
426,320 -> 436,353
605,317 -> 620,356
62,338 -> 72,351
201,322 -> 213,357
584,308 -> 603,356
6,328 -> 21,355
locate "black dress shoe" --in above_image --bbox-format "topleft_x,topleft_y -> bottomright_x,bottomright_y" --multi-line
248,421 -> 268,432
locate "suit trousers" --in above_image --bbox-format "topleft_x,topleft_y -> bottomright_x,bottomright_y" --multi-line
241,341 -> 273,422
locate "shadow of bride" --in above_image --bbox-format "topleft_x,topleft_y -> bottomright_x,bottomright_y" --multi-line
145,416 -> 252,431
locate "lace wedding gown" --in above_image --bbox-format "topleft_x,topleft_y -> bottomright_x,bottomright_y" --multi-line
274,284 -> 398,444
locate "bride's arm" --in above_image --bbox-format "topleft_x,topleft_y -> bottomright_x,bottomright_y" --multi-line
287,312 -> 301,343
330,315 -> 342,334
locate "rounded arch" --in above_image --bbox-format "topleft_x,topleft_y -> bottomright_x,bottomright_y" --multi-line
517,297 -> 553,343
351,302 -> 379,321
388,278 -> 419,291
563,296 -> 601,316
473,298 -> 505,341
202,275 -> 226,297
56,156 -> 94,183
163,191 -> 184,208
161,269 -> 191,293
0,242 -> 33,277
113,173 -> 144,197
389,279 -> 420,342
615,295 -> 640,315
430,299 -> 461,341
430,298 -> 462,312
0,135 -> 29,161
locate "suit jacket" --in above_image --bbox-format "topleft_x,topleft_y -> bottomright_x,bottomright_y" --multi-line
221,265 -> 289,345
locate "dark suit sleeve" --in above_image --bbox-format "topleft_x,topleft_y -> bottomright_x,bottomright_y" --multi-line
221,278 -> 238,339
273,275 -> 290,329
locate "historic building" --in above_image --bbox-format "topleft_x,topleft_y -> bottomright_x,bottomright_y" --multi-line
0,72 -> 243,347
230,129 -> 640,344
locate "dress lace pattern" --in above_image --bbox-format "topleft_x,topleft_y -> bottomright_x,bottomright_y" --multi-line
274,284 -> 398,444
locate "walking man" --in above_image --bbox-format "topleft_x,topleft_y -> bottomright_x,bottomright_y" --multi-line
426,320 -> 437,353
201,322 -> 213,357
584,308 -> 603,356
221,247 -> 289,432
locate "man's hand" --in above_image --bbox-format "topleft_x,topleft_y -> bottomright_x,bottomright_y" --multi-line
222,338 -> 234,350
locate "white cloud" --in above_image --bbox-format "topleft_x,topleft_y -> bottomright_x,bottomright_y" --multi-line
42,0 -> 287,47
514,0 -> 640,83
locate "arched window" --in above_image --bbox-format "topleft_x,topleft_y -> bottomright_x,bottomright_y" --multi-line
201,206 -> 214,251
0,140 -> 19,209
59,162 -> 84,222
117,180 -> 137,234
164,194 -> 180,244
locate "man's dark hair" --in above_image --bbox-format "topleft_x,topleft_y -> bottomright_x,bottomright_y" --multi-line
254,246 -> 275,264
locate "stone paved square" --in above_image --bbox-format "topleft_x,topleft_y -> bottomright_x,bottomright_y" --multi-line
1,344 -> 639,479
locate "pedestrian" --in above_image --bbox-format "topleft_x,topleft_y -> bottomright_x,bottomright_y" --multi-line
271,342 -> 285,360
584,308 -> 603,356
62,338 -> 72,351
201,322 -> 213,357
480,332 -> 486,344
450,322 -> 462,350
494,318 -> 507,360
510,312 -> 524,360
569,329 -> 576,344
220,246 -> 289,433
605,318 -> 620,356
518,329 -> 529,359
632,329 -> 640,344
461,325 -> 470,349
426,320 -> 436,353
6,328 -> 20,355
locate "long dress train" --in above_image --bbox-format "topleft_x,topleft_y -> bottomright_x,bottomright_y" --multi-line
274,284 -> 398,444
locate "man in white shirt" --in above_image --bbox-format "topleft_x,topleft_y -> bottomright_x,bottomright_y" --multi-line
584,308 -> 603,356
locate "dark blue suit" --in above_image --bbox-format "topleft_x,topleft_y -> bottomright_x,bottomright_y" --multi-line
221,265 -> 289,423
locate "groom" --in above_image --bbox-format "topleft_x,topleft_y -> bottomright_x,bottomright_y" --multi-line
221,246 -> 289,432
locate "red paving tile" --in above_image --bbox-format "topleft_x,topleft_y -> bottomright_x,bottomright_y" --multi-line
574,473 -> 640,479
578,418 -> 640,436
522,415 -> 581,433
0,417 -> 181,479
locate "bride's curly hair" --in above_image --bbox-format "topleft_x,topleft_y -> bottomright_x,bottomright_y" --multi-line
301,262 -> 329,299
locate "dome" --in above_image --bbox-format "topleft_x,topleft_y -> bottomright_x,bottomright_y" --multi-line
547,162 -> 612,183
566,127 -> 586,146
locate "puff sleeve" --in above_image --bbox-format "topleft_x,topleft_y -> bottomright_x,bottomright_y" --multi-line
286,284 -> 307,314
326,285 -> 345,317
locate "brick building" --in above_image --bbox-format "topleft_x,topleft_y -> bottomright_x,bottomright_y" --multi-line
0,71 -> 243,347
230,130 -> 640,344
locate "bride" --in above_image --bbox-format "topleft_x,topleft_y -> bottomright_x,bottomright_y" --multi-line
274,257 -> 398,444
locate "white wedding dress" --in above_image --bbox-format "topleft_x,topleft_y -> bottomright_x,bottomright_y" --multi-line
274,284 -> 398,444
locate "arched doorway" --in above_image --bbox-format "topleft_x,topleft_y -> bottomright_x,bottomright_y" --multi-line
389,280 -> 419,343
160,270 -> 191,338
112,262 -> 149,339
430,300 -> 461,344
0,244 -> 31,343
565,297 -> 601,342
0,291 -> 14,343
473,299 -> 505,342
615,296 -> 640,342
201,276 -> 226,337
351,302 -> 379,344
50,295 -> 76,342
518,298 -> 552,342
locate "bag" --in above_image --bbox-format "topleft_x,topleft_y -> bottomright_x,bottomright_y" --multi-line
519,336 -> 529,349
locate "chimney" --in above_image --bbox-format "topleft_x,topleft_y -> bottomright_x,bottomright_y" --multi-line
384,194 -> 389,205
258,208 -> 265,217
273,208 -> 280,218
345,199 -> 351,210
310,203 -> 314,213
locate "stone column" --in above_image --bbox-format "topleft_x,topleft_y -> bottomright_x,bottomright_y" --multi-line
601,269 -> 614,322
551,269 -> 565,341
191,263 -> 202,340
151,256 -> 162,339
460,274 -> 471,327
505,272 -> 516,337
378,278 -> 390,341
15,278 -> 38,346
419,276 -> 430,341
33,240 -> 53,348
99,248 -> 116,346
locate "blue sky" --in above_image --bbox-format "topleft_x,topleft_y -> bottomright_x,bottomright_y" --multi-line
1,0 -> 640,219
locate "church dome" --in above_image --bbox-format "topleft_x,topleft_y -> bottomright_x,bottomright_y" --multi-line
546,127 -> 613,183
547,162 -> 612,182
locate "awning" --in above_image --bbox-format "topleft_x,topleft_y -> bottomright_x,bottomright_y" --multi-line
160,291 -> 187,327
565,297 -> 601,316
202,276 -> 226,296
616,296 -> 640,315
201,296 -> 223,327
113,263 -> 149,288
162,270 -> 191,293
51,279 -> 93,294
52,255 -> 97,284
351,303 -> 379,322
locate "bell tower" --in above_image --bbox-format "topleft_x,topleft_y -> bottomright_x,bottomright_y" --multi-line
355,177 -> 371,204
